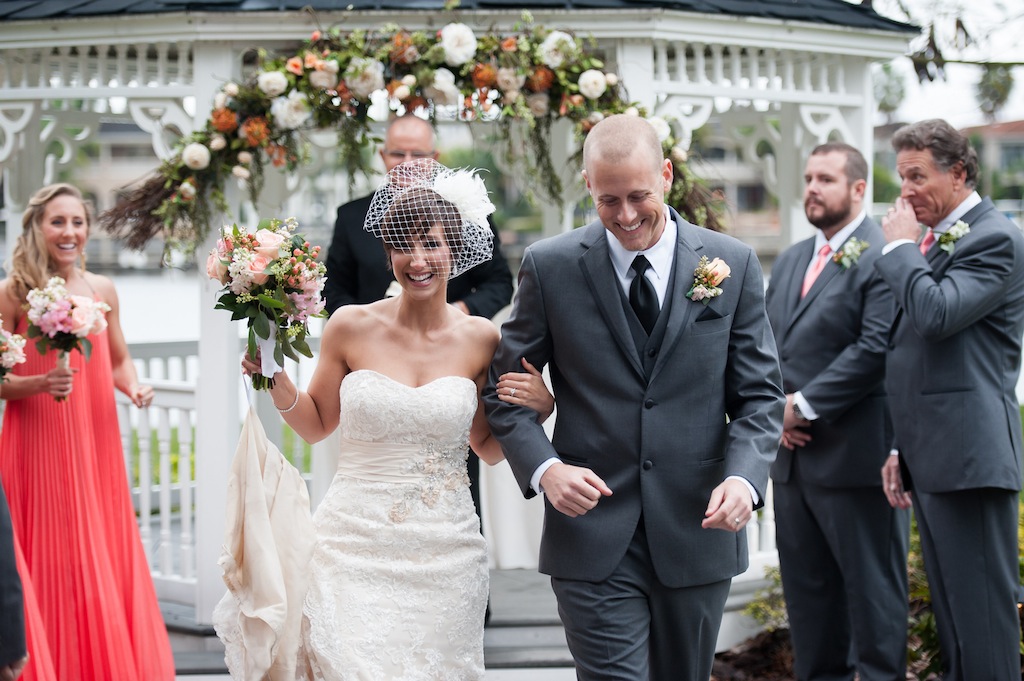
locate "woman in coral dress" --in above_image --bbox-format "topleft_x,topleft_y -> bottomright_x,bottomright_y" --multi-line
0,183 -> 174,680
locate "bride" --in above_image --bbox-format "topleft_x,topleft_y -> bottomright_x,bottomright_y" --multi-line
230,159 -> 553,680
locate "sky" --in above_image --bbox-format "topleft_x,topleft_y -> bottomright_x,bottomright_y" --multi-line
868,0 -> 1024,127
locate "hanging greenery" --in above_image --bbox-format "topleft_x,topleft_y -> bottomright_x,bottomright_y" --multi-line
99,10 -> 720,261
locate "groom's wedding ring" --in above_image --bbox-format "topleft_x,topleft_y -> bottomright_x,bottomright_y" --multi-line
509,387 -> 517,397
734,518 -> 741,525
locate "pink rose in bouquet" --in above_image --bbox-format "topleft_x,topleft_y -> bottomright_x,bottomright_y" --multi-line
208,217 -> 327,390
25,276 -> 111,400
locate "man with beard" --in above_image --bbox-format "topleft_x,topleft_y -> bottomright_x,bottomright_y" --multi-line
765,142 -> 909,681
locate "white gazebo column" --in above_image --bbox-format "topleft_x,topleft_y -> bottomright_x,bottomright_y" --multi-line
778,103 -> 813,247
192,41 -> 243,625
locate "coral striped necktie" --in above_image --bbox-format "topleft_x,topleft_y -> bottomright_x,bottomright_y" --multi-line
801,244 -> 832,298
919,229 -> 936,255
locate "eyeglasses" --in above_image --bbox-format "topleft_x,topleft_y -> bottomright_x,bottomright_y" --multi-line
383,149 -> 435,160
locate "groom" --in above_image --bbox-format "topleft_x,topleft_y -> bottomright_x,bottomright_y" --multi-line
485,114 -> 784,680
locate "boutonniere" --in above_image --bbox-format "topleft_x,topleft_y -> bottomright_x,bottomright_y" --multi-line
938,220 -> 970,254
832,237 -> 869,270
686,255 -> 730,305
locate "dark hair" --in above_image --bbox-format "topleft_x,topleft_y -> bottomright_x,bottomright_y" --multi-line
809,142 -> 868,183
891,119 -> 978,188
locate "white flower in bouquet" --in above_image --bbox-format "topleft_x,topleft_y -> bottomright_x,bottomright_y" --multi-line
214,92 -> 229,109
208,134 -> 227,151
308,69 -> 338,90
577,69 -> 608,100
256,70 -> 289,97
0,327 -> 27,375
440,22 -> 478,66
645,116 -> 672,142
425,68 -> 462,107
392,84 -> 412,101
496,67 -> 525,93
539,30 -> 576,69
344,57 -> 385,100
182,143 -> 211,170
605,73 -> 619,87
271,90 -> 312,130
232,165 -> 251,180
527,93 -> 550,117
223,82 -> 240,97
179,180 -> 197,200
237,150 -> 253,165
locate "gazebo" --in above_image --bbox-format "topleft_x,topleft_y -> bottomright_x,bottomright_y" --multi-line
0,0 -> 916,629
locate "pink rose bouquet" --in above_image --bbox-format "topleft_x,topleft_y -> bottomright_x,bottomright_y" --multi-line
0,316 -> 27,382
207,217 -> 327,390
25,276 -> 111,400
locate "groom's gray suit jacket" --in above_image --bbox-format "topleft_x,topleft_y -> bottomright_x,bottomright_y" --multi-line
484,207 -> 784,588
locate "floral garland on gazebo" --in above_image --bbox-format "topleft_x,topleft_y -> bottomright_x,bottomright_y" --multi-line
99,11 -> 720,259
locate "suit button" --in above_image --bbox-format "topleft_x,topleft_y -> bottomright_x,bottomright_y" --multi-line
644,399 -> 655,409
643,460 -> 653,470
647,348 -> 657,358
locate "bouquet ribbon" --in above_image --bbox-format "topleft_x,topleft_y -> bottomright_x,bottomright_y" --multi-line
256,325 -> 283,380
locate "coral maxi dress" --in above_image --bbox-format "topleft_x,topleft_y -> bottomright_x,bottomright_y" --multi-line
0,318 -> 174,680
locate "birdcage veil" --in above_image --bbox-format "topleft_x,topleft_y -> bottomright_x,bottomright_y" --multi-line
363,158 -> 496,280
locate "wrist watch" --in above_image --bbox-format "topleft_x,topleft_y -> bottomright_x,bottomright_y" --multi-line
792,400 -> 805,420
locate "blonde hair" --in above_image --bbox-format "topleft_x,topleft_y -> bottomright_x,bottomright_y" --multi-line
8,183 -> 91,302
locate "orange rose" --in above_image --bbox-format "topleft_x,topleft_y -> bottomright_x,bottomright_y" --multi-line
526,66 -> 555,92
286,56 -> 303,75
240,117 -> 270,147
705,258 -> 731,286
471,63 -> 497,89
500,36 -> 518,52
210,107 -> 238,133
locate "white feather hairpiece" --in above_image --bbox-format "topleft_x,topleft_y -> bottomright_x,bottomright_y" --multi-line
431,168 -> 496,228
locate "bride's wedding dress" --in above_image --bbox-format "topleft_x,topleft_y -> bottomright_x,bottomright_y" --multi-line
217,369 -> 488,680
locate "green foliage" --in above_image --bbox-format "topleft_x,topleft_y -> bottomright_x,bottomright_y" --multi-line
873,164 -> 901,204
976,64 -> 1015,122
744,564 -> 789,633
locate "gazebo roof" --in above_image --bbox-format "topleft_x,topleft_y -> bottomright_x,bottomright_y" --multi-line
0,0 -> 917,34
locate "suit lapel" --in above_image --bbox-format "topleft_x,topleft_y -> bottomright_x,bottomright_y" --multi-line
578,224 -> 646,379
649,212 -> 703,383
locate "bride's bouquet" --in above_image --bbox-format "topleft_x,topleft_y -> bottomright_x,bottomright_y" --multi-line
0,316 -> 27,382
207,217 -> 327,390
25,276 -> 111,400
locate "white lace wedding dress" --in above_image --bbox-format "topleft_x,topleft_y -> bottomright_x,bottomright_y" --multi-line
299,369 -> 488,680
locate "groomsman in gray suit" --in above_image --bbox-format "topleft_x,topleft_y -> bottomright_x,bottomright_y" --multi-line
766,142 -> 909,681
878,118 -> 1024,680
484,114 -> 785,681
0,478 -> 26,680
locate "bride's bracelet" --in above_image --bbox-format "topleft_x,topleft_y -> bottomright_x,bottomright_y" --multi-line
276,389 -> 300,413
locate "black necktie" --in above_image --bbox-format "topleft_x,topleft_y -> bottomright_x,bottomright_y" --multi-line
629,255 -> 659,335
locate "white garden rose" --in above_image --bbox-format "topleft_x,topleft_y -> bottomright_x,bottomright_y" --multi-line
496,67 -> 525,92
271,90 -> 312,130
214,92 -> 228,109
539,30 -> 575,69
577,69 -> 607,99
223,82 -> 240,97
256,71 -> 288,97
344,57 -> 385,100
670,145 -> 688,164
237,151 -> 253,164
587,111 -> 605,125
232,165 -> 251,180
605,73 -> 619,87
323,60 -> 340,74
425,68 -> 461,107
178,180 -> 197,200
526,93 -> 550,117
308,69 -> 338,90
182,143 -> 211,170
392,84 -> 411,101
401,74 -> 417,87
645,116 -> 672,142
624,106 -> 640,117
440,22 -> 478,67
208,134 -> 227,151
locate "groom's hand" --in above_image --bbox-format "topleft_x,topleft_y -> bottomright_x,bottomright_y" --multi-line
1,654 -> 28,681
540,463 -> 612,518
